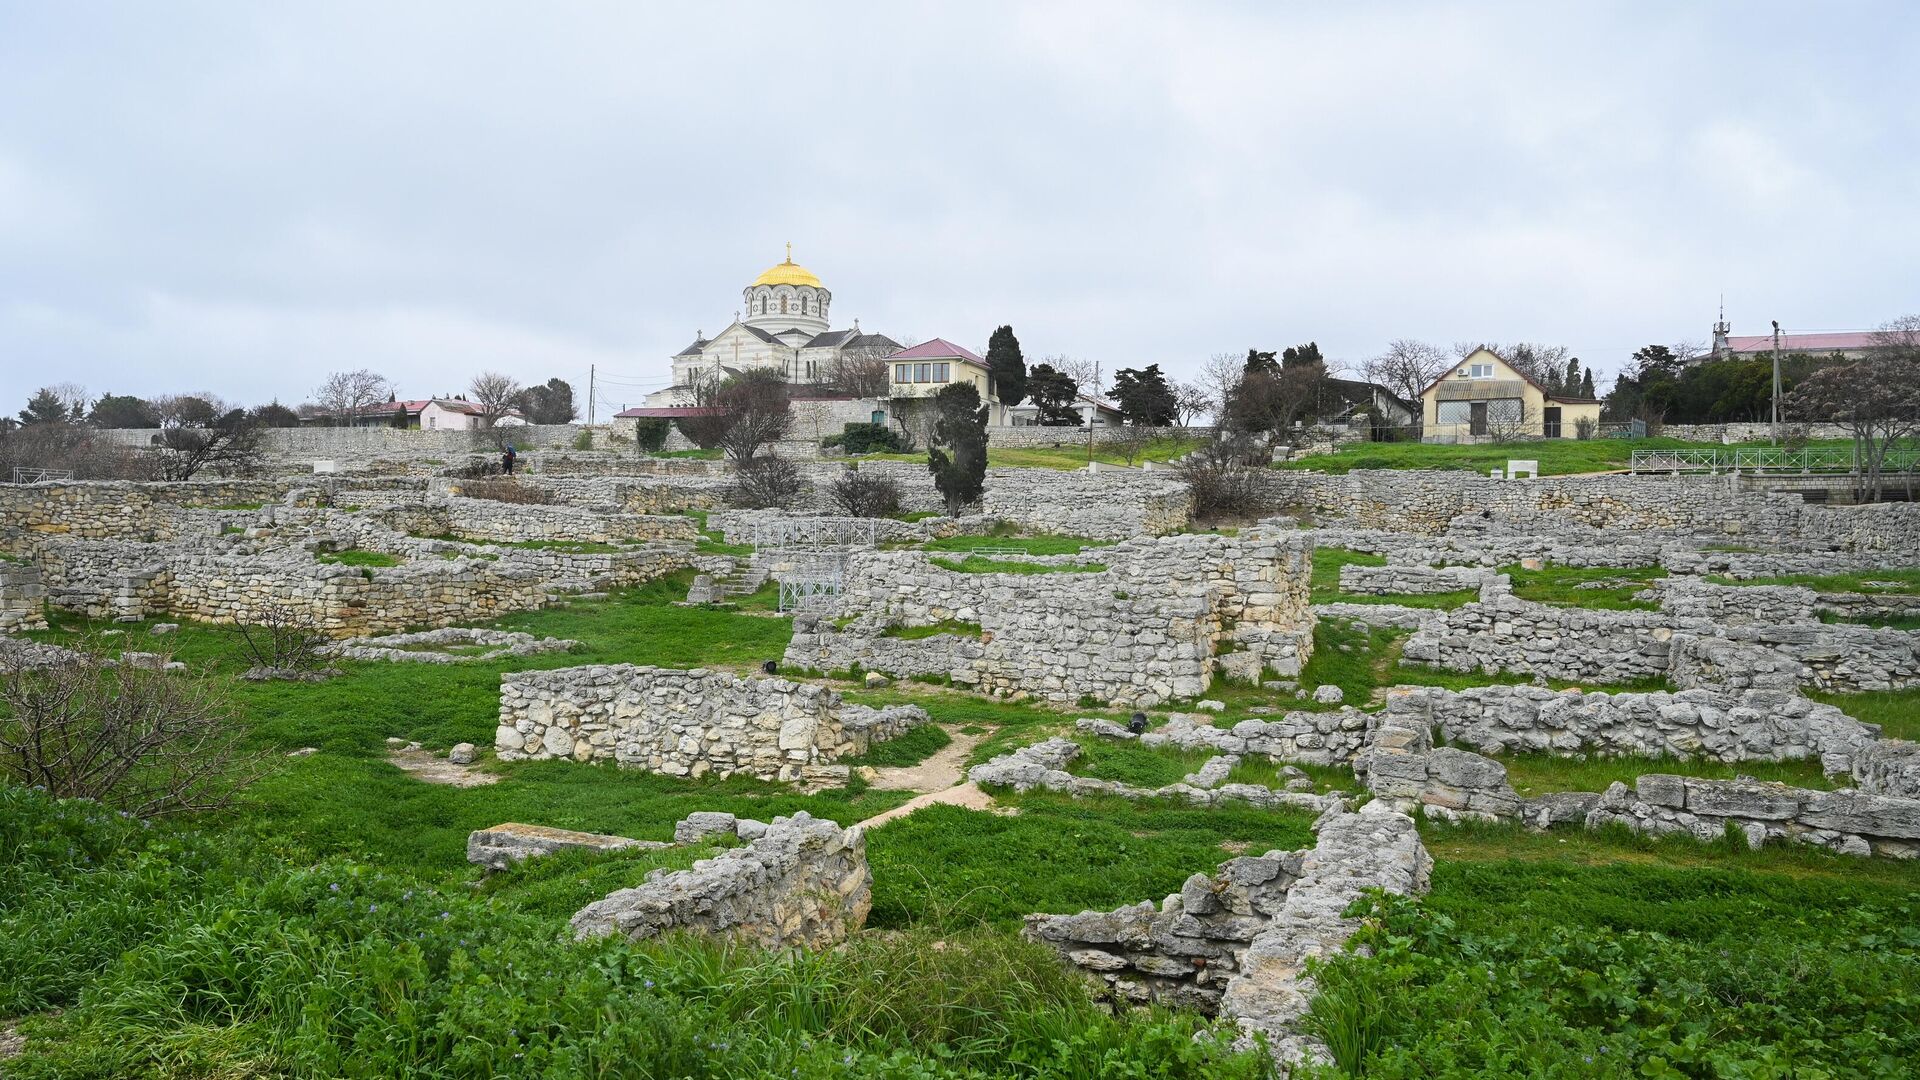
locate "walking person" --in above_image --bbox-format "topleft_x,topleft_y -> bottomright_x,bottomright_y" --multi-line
502,442 -> 517,475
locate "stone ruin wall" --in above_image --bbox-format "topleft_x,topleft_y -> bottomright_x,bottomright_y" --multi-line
1401,583 -> 1920,694
1027,802 -> 1432,1065
570,811 -> 870,950
496,665 -> 927,783
0,560 -> 48,631
1262,470 -> 1920,551
1338,563 -> 1494,595
784,532 -> 1314,706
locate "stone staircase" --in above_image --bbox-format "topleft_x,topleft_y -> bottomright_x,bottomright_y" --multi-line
686,554 -> 769,604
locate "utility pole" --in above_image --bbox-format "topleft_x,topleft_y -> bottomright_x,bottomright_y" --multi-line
1770,321 -> 1781,442
588,364 -> 596,425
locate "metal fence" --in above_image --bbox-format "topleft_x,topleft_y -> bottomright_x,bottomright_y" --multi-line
1630,447 -> 1920,474
10,467 -> 74,483
751,516 -> 879,613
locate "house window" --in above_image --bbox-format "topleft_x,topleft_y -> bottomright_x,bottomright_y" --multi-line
1466,363 -> 1493,378
915,363 -> 931,383
895,364 -> 910,383
1435,401 -> 1471,425
935,363 -> 950,382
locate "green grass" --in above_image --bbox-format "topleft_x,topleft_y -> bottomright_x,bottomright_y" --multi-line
1710,568 -> 1920,595
470,839 -> 732,920
1811,688 -> 1920,740
880,620 -> 983,640
1222,758 -> 1354,793
839,723 -> 953,768
210,501 -> 265,510
892,510 -> 940,522
1501,562 -> 1666,610
865,795 -> 1318,930
1310,545 -> 1478,608
1302,832 -> 1920,1077
1271,436 -> 1765,477
928,555 -> 1107,575
922,532 -> 1113,556
1066,739 -> 1218,788
1819,610 -> 1920,630
316,548 -> 403,567
648,447 -> 723,459
1495,752 -> 1836,797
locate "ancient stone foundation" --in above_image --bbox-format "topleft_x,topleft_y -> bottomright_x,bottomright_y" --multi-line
496,665 -> 929,783
571,812 -> 870,949
1027,802 -> 1431,1067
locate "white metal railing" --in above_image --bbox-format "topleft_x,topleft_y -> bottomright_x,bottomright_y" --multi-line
10,467 -> 74,483
1632,447 -> 1920,474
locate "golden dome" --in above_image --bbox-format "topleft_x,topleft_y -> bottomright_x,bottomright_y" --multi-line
750,243 -> 823,289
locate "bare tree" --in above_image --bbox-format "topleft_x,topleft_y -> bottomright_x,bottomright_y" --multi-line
710,370 -> 794,462
1788,318 -> 1920,501
153,410 -> 263,479
1101,422 -> 1155,465
150,393 -> 228,428
822,344 -> 894,398
467,371 -> 522,428
0,647 -> 267,818
230,605 -> 332,678
728,455 -> 803,509
1045,355 -> 1103,397
49,382 -> 90,422
1199,353 -> 1244,418
314,369 -> 392,424
827,470 -> 902,517
1480,399 -> 1538,443
1362,339 -> 1452,405
1172,380 -> 1214,426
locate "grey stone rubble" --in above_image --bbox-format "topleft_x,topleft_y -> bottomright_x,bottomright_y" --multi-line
1853,740 -> 1920,800
967,737 -> 1346,814
1026,802 -> 1431,1068
571,811 -> 870,949
322,627 -> 582,664
1587,775 -> 1920,859
466,822 -> 664,871
497,664 -> 930,784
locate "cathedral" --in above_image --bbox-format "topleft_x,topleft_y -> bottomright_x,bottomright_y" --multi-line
646,246 -> 900,405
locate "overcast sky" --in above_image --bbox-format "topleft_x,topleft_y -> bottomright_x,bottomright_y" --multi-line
3,2 -> 1916,416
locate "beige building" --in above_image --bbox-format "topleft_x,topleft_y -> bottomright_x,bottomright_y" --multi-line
1419,347 -> 1601,442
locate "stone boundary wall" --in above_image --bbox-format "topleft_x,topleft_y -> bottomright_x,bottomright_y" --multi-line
431,494 -> 698,545
1309,601 -> 1432,630
1263,470 -> 1920,551
1660,422 -> 1853,442
89,423 -> 595,456
1377,684 -> 1874,771
1026,802 -> 1431,1067
0,561 -> 48,632
1648,577 -> 1817,626
785,532 -> 1314,706
1080,712 -> 1372,768
496,665 -> 928,783
0,480 -> 287,544
570,811 -> 870,949
1400,584 -> 1920,694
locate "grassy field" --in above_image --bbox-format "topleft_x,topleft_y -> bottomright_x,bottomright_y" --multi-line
1272,436 -> 1733,476
8,552 -> 1919,1077
921,531 -> 1114,556
1502,562 -> 1666,610
1710,568 -> 1920,595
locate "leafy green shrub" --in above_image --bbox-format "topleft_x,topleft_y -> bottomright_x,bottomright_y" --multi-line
572,427 -> 594,450
630,417 -> 671,453
823,422 -> 908,455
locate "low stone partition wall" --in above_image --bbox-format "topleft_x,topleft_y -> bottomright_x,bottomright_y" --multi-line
1647,577 -> 1817,627
1378,684 -> 1875,772
1338,563 -> 1493,595
1026,802 -> 1431,1066
1587,775 -> 1920,859
1670,624 -> 1920,694
1310,601 -> 1432,630
1083,711 -> 1371,768
1854,741 -> 1920,800
429,494 -> 698,545
0,479 -> 289,543
1353,711 -> 1529,823
496,665 -> 929,783
323,627 -> 581,664
1306,526 -> 1672,571
571,811 -> 870,949
32,536 -> 548,635
1400,589 -> 1681,685
0,561 -> 48,632
786,532 -> 1314,706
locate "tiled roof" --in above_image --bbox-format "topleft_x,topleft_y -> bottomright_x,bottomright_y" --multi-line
888,337 -> 987,365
